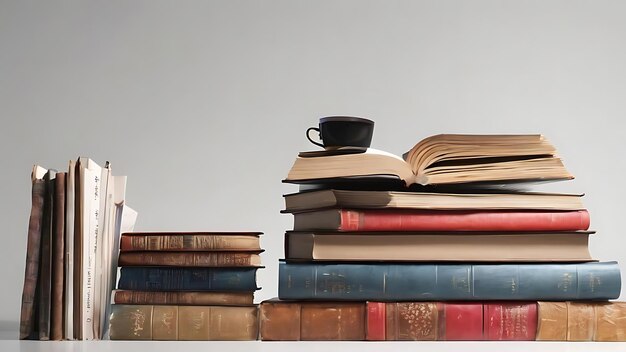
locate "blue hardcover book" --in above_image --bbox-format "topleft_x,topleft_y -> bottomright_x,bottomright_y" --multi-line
118,267 -> 259,291
278,261 -> 621,301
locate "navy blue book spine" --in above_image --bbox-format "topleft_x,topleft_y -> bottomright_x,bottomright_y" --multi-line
118,267 -> 259,291
278,261 -> 621,301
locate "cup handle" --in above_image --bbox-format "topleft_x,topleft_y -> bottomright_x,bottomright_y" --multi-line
306,127 -> 324,148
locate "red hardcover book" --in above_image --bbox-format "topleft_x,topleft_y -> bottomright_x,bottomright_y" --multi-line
293,209 -> 590,232
439,303 -> 483,340
484,302 -> 538,340
366,302 -> 386,341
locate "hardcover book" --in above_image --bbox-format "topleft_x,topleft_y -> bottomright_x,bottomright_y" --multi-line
109,305 -> 258,340
118,251 -> 263,267
120,232 -> 262,252
283,189 -> 585,213
113,290 -> 255,306
278,261 -> 621,301
285,231 -> 593,262
118,267 -> 260,291
292,209 -> 590,232
537,301 -> 626,341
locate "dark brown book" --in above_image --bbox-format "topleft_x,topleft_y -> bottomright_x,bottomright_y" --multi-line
19,167 -> 46,340
113,290 -> 254,306
118,251 -> 262,267
260,300 -> 365,341
38,170 -> 56,340
120,232 -> 262,252
109,305 -> 259,340
50,172 -> 66,340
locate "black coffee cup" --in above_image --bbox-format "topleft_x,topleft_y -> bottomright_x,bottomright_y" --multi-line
306,116 -> 375,148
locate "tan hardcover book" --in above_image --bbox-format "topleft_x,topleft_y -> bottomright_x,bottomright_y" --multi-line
120,232 -> 262,252
109,305 -> 258,340
566,302 -> 595,341
536,302 -> 567,341
118,251 -> 263,267
385,302 -> 438,340
113,290 -> 254,306
537,301 -> 626,341
259,300 -> 365,341
594,302 -> 626,341
285,134 -> 572,186
285,232 -> 593,262
283,189 -> 585,213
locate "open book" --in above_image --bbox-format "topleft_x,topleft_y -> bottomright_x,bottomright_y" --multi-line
285,134 -> 573,186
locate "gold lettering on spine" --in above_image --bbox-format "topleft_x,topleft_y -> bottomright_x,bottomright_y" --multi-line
130,309 -> 146,336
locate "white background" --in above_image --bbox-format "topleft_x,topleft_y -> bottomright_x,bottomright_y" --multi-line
1,0 -> 626,348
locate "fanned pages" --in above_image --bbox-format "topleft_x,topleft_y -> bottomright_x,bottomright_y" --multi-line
285,134 -> 572,186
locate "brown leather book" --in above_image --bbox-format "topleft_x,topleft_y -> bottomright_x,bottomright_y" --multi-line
113,291 -> 254,306
19,169 -> 46,340
50,172 -> 66,340
118,251 -> 262,267
109,305 -> 258,340
595,302 -> 626,341
260,300 -> 365,340
120,232 -> 262,252
38,170 -> 56,340
537,301 -> 626,341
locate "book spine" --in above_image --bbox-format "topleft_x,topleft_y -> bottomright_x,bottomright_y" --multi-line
109,305 -> 259,340
336,209 -> 590,232
19,179 -> 46,340
120,234 -> 258,252
278,262 -> 621,301
38,171 -> 55,340
483,302 -> 537,340
50,173 -> 66,340
117,267 -> 259,291
366,302 -> 385,341
117,252 -> 258,267
113,290 -> 254,306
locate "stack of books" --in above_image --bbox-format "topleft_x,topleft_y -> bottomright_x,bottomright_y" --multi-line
260,134 -> 625,341
19,158 -> 137,340
109,231 -> 263,340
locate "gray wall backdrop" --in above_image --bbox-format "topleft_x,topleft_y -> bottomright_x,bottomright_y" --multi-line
1,0 -> 625,327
